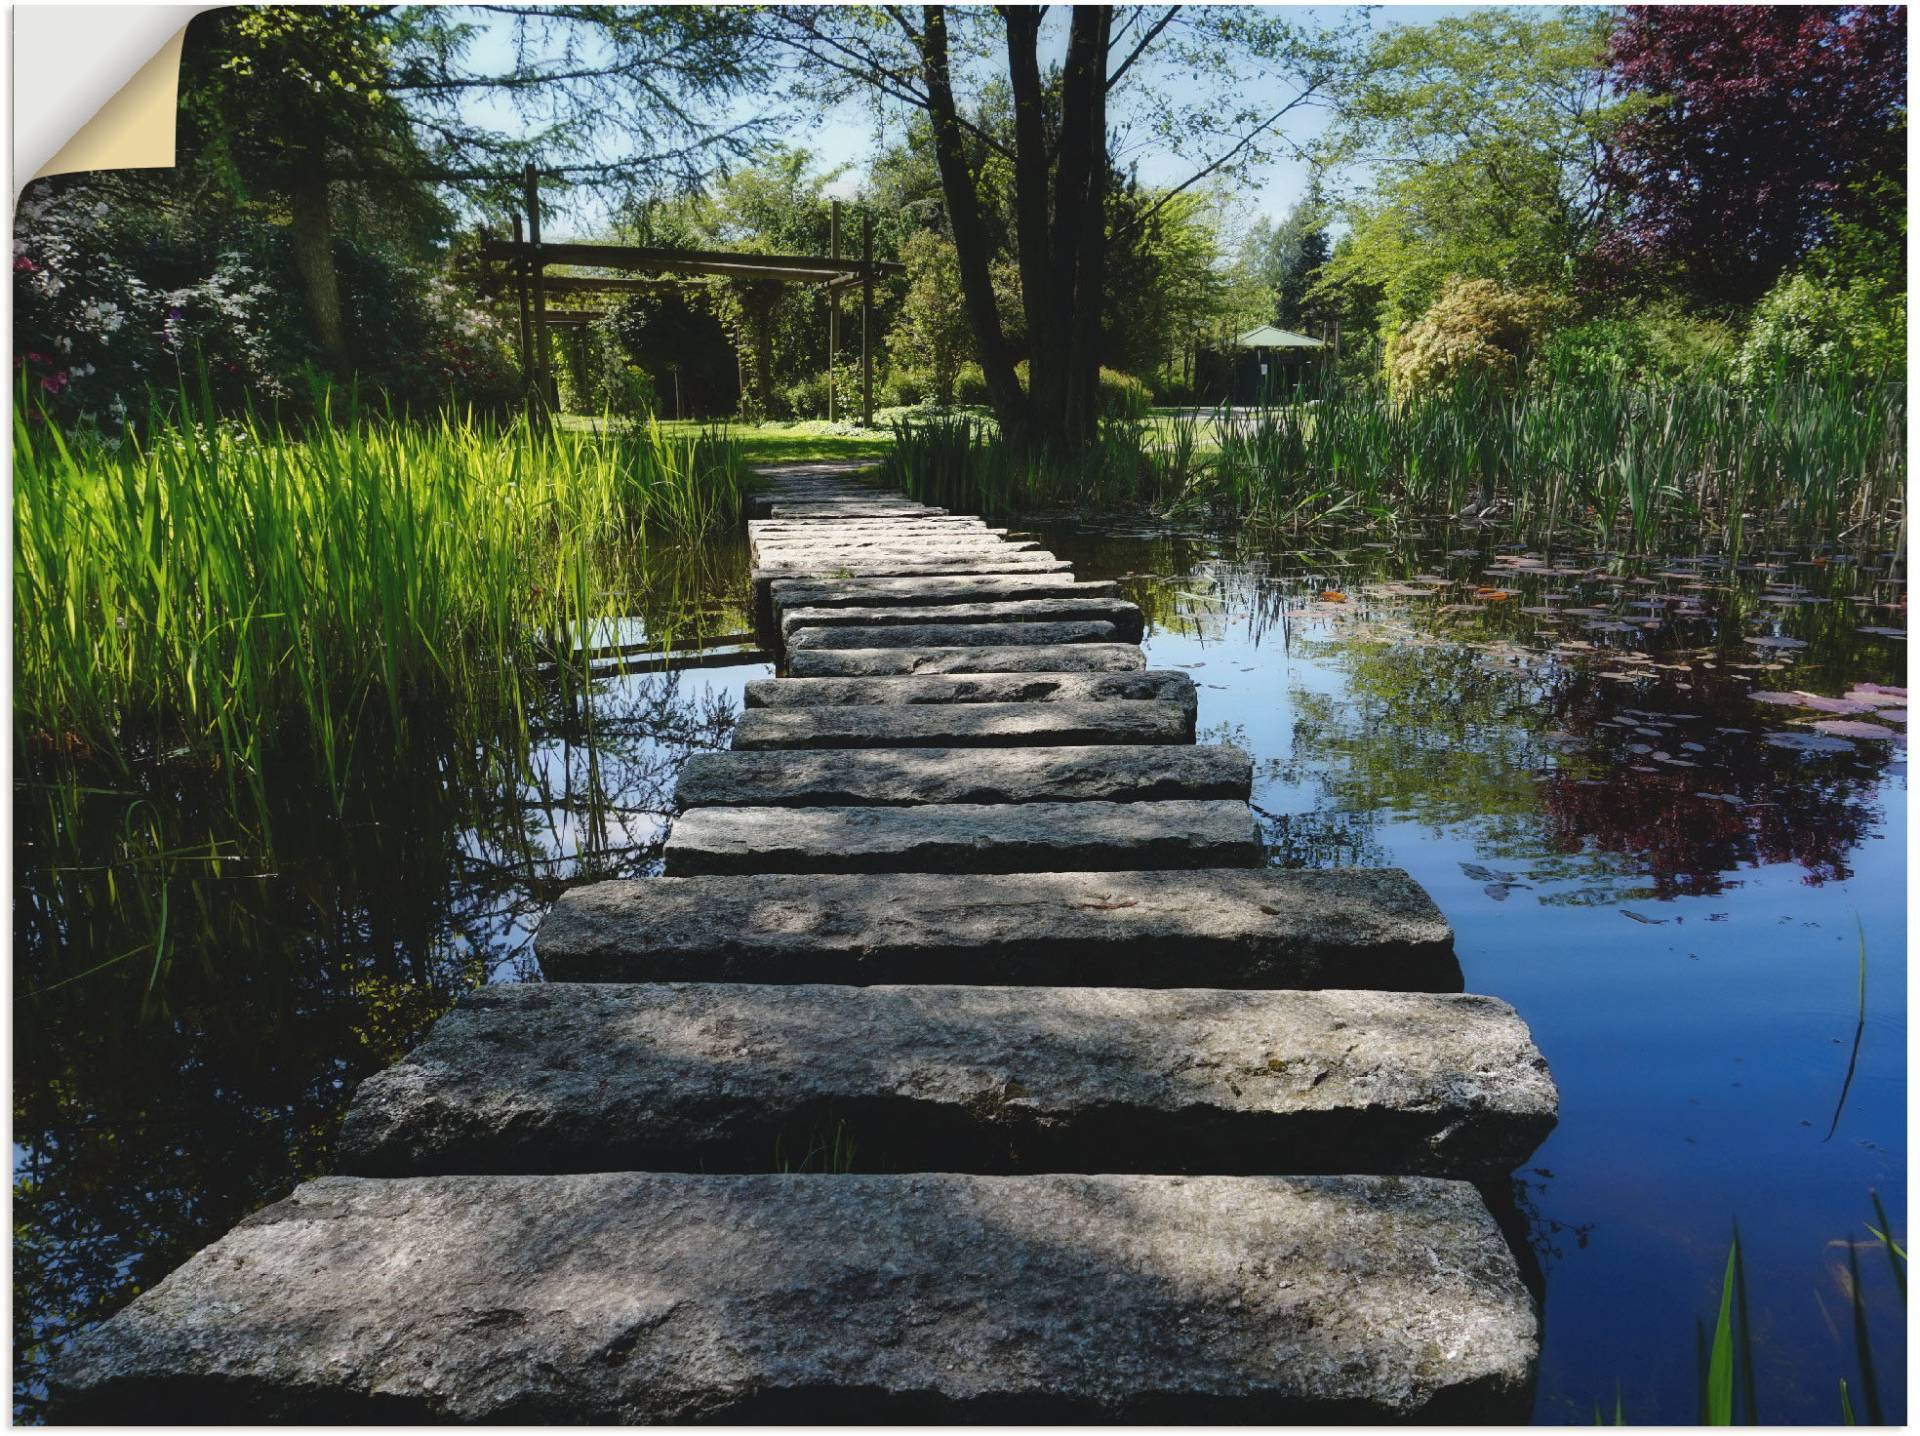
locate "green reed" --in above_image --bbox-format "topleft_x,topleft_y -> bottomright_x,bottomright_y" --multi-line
884,368 -> 1904,552
14,383 -> 747,812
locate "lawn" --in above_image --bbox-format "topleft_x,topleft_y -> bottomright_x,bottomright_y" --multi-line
560,414 -> 895,466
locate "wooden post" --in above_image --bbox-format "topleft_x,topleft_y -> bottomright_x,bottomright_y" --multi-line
860,211 -> 874,428
511,213 -> 532,398
524,163 -> 553,415
828,200 -> 841,423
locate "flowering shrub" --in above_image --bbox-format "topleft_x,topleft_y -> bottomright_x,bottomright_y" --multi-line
1386,277 -> 1567,400
13,182 -> 300,429
13,179 -> 522,429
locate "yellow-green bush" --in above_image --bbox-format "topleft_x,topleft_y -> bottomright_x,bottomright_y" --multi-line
1386,277 -> 1567,400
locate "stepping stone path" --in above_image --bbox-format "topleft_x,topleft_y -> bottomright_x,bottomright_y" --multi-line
51,461 -> 1559,1422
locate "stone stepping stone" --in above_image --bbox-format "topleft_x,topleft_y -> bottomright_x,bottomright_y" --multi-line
539,867 -> 1458,990
752,532 -> 1028,552
751,560 -> 1077,632
769,575 -> 1116,611
732,699 -> 1195,751
787,620 -> 1124,651
662,799 -> 1262,875
336,982 -> 1557,1181
676,742 -> 1249,808
782,598 -> 1145,645
752,520 -> 997,537
49,1171 -> 1537,1423
760,510 -> 948,522
753,557 -> 1073,581
789,642 -> 1146,676
744,670 -> 1192,709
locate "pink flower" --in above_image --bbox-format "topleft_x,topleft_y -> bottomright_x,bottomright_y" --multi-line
40,371 -> 68,395
13,257 -> 37,273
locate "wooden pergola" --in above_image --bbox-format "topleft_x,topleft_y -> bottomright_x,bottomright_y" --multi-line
481,165 -> 904,424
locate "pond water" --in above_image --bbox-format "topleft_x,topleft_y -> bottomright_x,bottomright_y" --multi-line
13,514 -> 1906,1423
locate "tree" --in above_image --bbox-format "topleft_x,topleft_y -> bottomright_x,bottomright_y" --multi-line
1312,8 -> 1623,340
888,229 -> 974,404
178,8 -> 426,366
1243,185 -> 1330,330
771,6 -> 1362,451
177,5 -> 773,370
1598,5 -> 1907,306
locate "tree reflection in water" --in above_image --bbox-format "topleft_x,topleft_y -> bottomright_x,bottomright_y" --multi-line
12,669 -> 745,1419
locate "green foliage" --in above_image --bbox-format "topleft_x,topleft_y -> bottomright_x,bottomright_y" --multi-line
1315,8 -> 1627,338
1537,304 -> 1737,386
11,179 -> 519,428
886,229 -> 973,406
1098,367 -> 1153,420
555,322 -> 657,426
954,362 -> 991,409
1386,278 -> 1566,400
1743,257 -> 1904,382
13,384 -> 746,808
884,366 -> 1903,552
1239,186 -> 1333,330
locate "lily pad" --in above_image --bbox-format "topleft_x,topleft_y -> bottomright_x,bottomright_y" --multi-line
1810,720 -> 1897,740
1765,731 -> 1857,754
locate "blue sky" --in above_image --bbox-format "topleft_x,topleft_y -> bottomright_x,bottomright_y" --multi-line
454,5 -> 1479,240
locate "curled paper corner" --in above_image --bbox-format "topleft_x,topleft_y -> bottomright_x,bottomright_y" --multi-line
17,8 -> 203,191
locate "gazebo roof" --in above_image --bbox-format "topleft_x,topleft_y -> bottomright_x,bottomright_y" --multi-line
1235,324 -> 1326,349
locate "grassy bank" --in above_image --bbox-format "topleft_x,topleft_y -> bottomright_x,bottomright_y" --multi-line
886,372 -> 1906,550
15,400 -> 748,810
561,414 -> 894,466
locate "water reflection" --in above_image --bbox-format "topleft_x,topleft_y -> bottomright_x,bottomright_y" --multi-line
1033,514 -> 1905,1426
12,510 -> 1904,1424
12,666 -> 756,1418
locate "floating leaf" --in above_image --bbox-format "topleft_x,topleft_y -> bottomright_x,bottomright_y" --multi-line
1766,731 -> 1858,754
1811,721 -> 1897,740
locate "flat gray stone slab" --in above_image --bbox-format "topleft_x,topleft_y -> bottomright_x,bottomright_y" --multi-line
770,575 -> 1114,611
678,742 -> 1247,807
538,867 -> 1457,990
788,642 -> 1146,676
766,506 -> 948,517
745,670 -> 1193,709
662,799 -> 1262,875
787,620 -> 1122,650
336,982 -> 1557,1180
754,557 -> 1073,581
732,699 -> 1195,750
50,1171 -> 1537,1422
753,522 -> 995,538
752,535 -> 1033,556
783,598 -> 1145,644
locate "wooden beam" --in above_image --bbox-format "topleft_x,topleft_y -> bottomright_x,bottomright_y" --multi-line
511,212 -> 531,396
543,275 -> 690,297
860,212 -> 874,428
524,164 -> 553,416
478,237 -> 902,280
828,200 -> 841,423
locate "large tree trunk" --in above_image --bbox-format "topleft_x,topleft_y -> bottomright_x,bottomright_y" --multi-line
1052,8 -> 1111,448
920,7 -> 1028,442
288,166 -> 350,370
923,5 -> 1113,454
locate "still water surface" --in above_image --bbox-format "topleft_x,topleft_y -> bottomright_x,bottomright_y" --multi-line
13,518 -> 1906,1422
